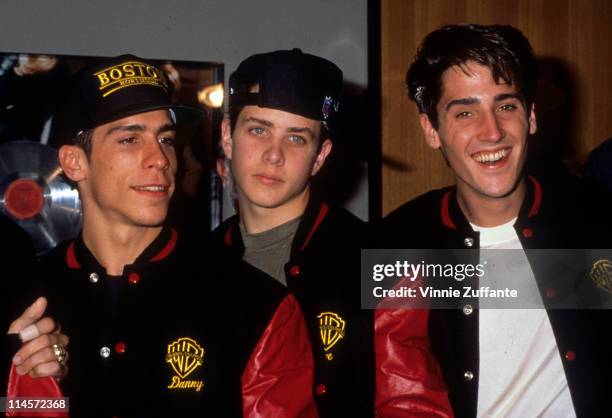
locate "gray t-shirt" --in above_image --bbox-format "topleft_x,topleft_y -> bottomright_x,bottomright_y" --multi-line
240,217 -> 301,286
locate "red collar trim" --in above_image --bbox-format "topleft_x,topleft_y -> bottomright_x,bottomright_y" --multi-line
224,223 -> 234,246
527,175 -> 542,218
65,228 -> 177,268
150,228 -> 178,262
66,241 -> 80,269
440,177 -> 542,228
440,191 -> 456,230
300,202 -> 329,251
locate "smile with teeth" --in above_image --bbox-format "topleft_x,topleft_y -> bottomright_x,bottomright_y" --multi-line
133,185 -> 168,192
473,148 -> 510,163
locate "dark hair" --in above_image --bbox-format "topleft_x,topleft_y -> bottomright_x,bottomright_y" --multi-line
72,128 -> 94,157
406,24 -> 537,129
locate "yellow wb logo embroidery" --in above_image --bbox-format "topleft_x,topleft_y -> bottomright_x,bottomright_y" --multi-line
590,259 -> 612,295
318,312 -> 346,361
166,337 -> 204,392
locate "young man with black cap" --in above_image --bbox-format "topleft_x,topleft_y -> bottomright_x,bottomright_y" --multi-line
382,24 -> 612,417
7,55 -> 317,417
215,49 -> 453,417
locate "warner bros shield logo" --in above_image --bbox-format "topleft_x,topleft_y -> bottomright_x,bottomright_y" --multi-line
165,337 -> 205,392
591,259 -> 612,295
318,312 -> 346,361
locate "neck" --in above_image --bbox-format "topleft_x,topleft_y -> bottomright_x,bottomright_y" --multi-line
456,179 -> 526,227
239,189 -> 309,234
82,216 -> 162,276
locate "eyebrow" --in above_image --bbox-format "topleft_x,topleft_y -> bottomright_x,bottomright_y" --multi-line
244,116 -> 273,127
445,93 -> 523,112
105,122 -> 176,136
244,116 -> 315,137
445,97 -> 479,111
287,126 -> 315,137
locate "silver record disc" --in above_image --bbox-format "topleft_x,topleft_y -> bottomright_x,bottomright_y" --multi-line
0,140 -> 81,255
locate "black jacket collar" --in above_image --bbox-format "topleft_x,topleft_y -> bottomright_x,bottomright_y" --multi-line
65,226 -> 178,272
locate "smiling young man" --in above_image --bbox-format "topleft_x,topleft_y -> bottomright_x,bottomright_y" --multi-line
7,55 -> 317,417
382,24 -> 612,417
214,49 -> 453,417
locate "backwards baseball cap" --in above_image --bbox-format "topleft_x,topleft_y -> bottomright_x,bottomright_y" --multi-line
53,54 -> 202,143
229,48 -> 343,132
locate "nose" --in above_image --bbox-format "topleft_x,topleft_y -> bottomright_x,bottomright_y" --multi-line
479,110 -> 504,142
144,138 -> 172,170
262,139 -> 284,166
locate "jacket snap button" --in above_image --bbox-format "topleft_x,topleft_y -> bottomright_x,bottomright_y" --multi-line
462,304 -> 473,315
522,228 -> 533,238
463,237 -> 474,248
100,346 -> 111,358
128,273 -> 140,285
546,288 -> 556,299
289,265 -> 301,277
315,383 -> 326,395
464,370 -> 474,381
89,272 -> 99,283
115,342 -> 127,354
565,350 -> 576,362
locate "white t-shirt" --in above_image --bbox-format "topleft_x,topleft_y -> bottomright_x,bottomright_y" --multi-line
471,218 -> 576,418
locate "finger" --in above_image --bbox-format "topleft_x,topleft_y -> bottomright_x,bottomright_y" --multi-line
32,353 -> 69,380
7,297 -> 47,334
17,343 -> 69,378
16,316 -> 59,344
13,333 -> 69,367
16,346 -> 58,376
18,324 -> 39,342
28,360 -> 65,379
34,316 -> 60,335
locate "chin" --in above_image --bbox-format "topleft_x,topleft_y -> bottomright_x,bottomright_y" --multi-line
478,179 -> 522,199
250,197 -> 287,210
132,212 -> 168,227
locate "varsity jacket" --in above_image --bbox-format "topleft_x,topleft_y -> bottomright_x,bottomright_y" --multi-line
381,175 -> 612,417
8,227 -> 317,418
214,199 -> 453,418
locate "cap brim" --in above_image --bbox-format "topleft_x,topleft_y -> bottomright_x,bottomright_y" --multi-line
93,102 -> 205,131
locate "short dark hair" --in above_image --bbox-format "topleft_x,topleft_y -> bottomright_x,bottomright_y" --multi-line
406,24 -> 537,129
72,128 -> 94,157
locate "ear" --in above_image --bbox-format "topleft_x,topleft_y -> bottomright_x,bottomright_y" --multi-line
58,145 -> 88,182
311,138 -> 333,176
220,115 -> 233,160
528,103 -> 537,135
419,113 -> 442,149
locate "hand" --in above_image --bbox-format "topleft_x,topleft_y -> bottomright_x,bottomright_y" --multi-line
7,297 -> 69,380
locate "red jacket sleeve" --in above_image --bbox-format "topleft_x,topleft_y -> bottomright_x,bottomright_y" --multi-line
375,307 -> 454,417
241,294 -> 318,418
6,364 -> 68,417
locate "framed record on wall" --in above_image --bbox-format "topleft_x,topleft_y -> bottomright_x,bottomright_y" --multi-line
0,52 -> 225,254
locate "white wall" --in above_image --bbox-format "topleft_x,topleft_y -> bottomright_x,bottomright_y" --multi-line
0,0 -> 369,220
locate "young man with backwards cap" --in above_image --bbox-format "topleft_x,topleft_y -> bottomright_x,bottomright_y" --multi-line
215,48 -> 453,417
7,54 -> 317,417
381,24 -> 612,417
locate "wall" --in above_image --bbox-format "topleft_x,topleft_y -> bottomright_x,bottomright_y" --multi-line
0,0 -> 370,220
380,0 -> 612,215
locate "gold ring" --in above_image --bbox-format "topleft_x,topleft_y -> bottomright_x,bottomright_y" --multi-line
52,344 -> 67,364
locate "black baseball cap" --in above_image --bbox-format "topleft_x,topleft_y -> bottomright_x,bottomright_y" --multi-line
229,49 -> 343,132
53,54 -> 202,143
